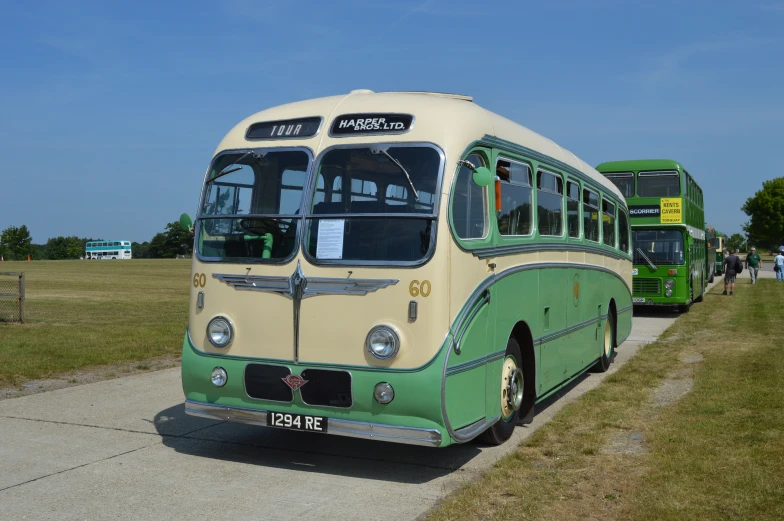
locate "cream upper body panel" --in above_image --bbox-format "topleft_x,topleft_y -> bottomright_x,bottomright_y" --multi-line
211,90 -> 623,205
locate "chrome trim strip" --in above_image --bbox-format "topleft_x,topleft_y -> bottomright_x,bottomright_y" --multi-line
453,291 -> 491,355
184,399 -> 442,447
446,349 -> 505,376
534,316 -> 601,346
617,304 -> 633,315
453,416 -> 498,440
213,261 -> 398,363
471,242 -> 631,261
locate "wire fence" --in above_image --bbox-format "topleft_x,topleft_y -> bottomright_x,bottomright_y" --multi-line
0,272 -> 25,323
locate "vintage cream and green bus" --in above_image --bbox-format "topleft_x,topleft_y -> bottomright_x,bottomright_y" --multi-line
180,90 -> 633,448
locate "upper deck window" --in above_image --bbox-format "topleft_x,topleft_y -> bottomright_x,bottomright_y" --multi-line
496,159 -> 533,236
637,170 -> 680,197
603,172 -> 634,198
197,149 -> 310,262
306,145 -> 442,264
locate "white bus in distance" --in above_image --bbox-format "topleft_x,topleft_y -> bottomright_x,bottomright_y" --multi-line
85,241 -> 132,259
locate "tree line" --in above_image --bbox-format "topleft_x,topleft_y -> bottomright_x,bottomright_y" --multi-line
0,222 -> 194,261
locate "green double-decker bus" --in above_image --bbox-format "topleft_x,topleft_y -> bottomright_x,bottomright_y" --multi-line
597,159 -> 706,311
709,228 -> 727,275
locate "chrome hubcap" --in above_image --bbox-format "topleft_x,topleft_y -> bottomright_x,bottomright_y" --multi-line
501,357 -> 524,420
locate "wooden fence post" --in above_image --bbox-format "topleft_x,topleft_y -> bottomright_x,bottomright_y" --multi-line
19,272 -> 25,323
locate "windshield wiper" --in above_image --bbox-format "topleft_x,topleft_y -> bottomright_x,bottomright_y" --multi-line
636,248 -> 658,272
370,146 -> 419,200
206,151 -> 263,185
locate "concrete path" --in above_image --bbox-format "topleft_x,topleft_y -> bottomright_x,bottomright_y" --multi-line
0,287 -> 715,521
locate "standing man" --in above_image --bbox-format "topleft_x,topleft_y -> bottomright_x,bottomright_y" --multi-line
775,249 -> 784,282
745,247 -> 762,284
723,249 -> 740,295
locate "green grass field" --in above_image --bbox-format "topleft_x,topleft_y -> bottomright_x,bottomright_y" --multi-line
427,279 -> 784,521
0,260 -> 191,387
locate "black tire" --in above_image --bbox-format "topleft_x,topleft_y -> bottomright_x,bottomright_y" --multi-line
480,337 -> 523,446
708,267 -> 715,283
593,310 -> 615,373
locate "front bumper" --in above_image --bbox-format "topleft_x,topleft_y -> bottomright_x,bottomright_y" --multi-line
185,399 -> 443,447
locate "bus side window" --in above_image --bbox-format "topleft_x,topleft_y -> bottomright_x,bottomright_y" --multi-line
452,153 -> 487,240
537,170 -> 563,236
602,199 -> 616,247
583,188 -> 600,242
618,209 -> 630,253
566,181 -> 580,238
496,159 -> 532,236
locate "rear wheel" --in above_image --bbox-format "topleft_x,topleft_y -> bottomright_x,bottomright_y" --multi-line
481,337 -> 523,446
708,267 -> 715,283
593,312 -> 615,373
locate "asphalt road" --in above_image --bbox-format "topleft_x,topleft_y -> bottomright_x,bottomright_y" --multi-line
0,288 -> 717,521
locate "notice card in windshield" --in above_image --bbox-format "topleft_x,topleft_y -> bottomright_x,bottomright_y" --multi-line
316,219 -> 345,259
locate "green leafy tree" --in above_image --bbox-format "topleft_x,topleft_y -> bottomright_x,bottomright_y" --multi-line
131,241 -> 151,258
742,177 -> 784,250
726,233 -> 747,253
0,225 -> 33,260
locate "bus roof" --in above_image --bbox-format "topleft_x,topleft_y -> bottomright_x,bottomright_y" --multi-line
214,90 -> 625,202
595,159 -> 686,174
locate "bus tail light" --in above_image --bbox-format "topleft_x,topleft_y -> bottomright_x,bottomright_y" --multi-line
668,269 -> 678,275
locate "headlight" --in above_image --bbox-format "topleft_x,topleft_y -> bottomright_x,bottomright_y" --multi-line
207,316 -> 234,348
665,289 -> 673,297
373,382 -> 395,404
366,325 -> 400,360
211,367 -> 228,387
664,279 -> 675,289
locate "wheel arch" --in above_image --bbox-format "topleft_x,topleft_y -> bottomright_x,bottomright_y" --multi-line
509,320 -> 536,417
608,298 -> 618,348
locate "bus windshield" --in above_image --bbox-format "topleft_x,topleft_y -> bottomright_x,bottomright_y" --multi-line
306,145 -> 441,264
632,228 -> 685,265
197,149 -> 310,261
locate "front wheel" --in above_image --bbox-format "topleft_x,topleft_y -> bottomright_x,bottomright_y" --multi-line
481,337 -> 523,446
593,312 -> 615,373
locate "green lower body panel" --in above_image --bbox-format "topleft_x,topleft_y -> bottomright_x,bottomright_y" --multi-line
180,333 -> 454,447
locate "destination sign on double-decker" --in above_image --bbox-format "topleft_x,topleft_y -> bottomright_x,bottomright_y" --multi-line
628,205 -> 661,217
245,117 -> 322,140
330,113 -> 414,136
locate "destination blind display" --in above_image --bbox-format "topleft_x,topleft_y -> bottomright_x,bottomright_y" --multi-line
245,117 -> 322,140
628,205 -> 660,217
330,113 -> 414,136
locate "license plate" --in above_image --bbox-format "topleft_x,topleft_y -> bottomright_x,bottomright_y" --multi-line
267,412 -> 327,433
632,297 -> 647,303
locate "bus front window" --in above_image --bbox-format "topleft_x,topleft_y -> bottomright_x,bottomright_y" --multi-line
632,229 -> 685,265
306,145 -> 442,264
197,149 -> 310,261
603,172 -> 634,197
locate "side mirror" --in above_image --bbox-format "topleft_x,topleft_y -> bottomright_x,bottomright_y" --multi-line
179,213 -> 193,231
472,166 -> 493,187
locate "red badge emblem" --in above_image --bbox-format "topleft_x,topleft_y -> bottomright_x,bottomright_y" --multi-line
282,374 -> 308,391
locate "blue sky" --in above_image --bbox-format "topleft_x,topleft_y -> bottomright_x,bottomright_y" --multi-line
1,0 -> 782,243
